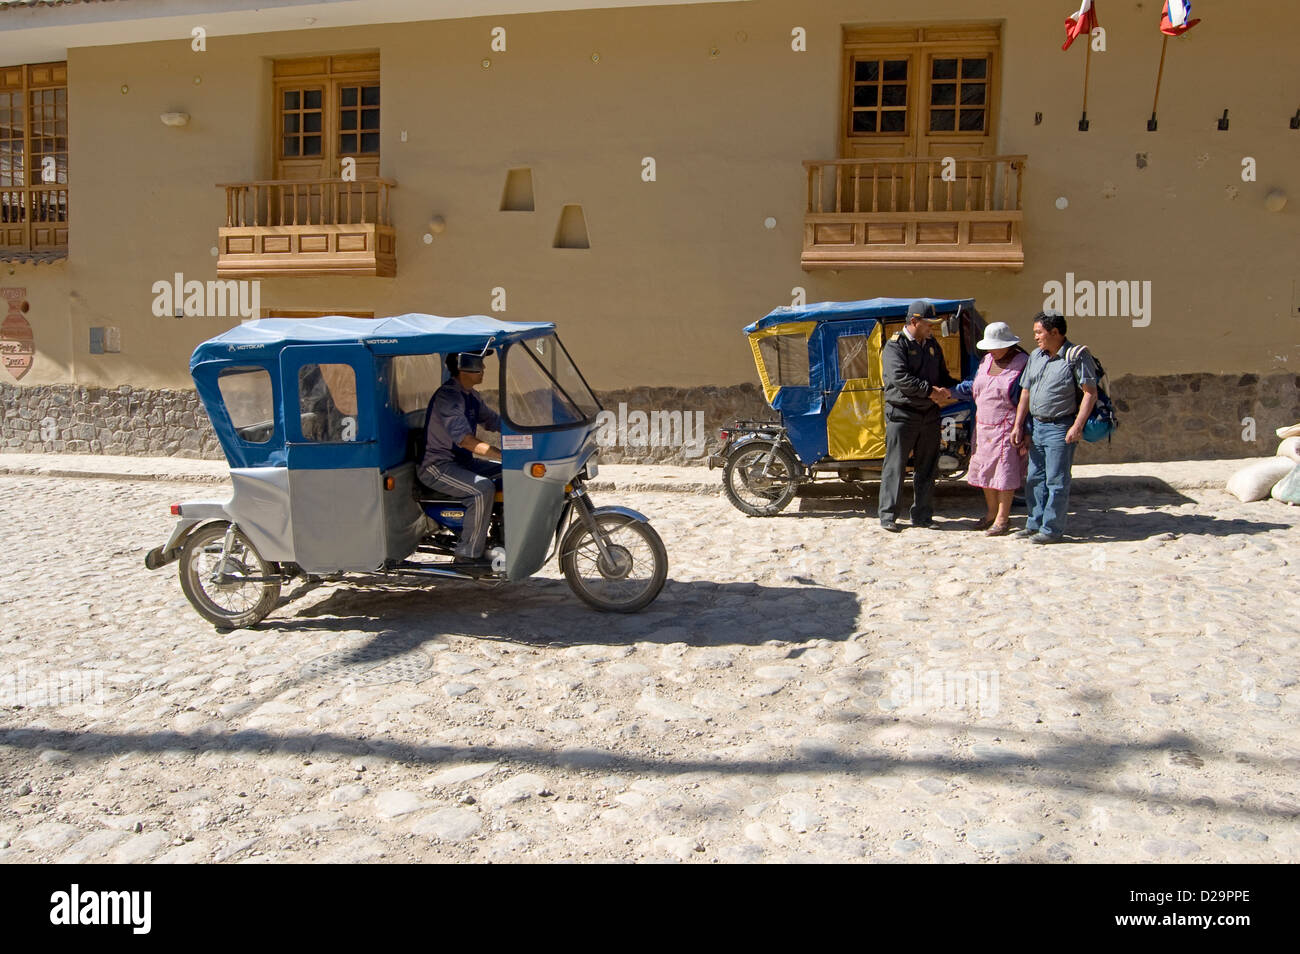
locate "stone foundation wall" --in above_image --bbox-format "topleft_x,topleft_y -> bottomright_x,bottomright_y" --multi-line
1,384 -> 222,458
3,374 -> 1296,465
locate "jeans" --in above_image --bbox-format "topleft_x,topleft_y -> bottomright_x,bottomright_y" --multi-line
1025,421 -> 1076,538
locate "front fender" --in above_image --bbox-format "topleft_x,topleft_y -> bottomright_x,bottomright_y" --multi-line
588,505 -> 650,524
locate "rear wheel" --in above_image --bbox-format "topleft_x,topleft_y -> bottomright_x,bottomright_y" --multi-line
722,443 -> 800,516
560,514 -> 667,613
179,522 -> 281,629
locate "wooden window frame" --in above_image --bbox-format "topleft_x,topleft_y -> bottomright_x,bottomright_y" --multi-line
272,54 -> 380,180
840,25 -> 1001,153
0,61 -> 68,253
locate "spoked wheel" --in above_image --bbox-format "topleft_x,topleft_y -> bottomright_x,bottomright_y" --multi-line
560,514 -> 667,613
179,522 -> 281,629
722,443 -> 800,516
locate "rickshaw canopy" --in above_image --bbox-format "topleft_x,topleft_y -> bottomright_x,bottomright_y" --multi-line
742,297 -> 981,466
190,313 -> 554,368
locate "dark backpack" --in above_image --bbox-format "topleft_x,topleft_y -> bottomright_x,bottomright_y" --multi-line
1065,344 -> 1118,442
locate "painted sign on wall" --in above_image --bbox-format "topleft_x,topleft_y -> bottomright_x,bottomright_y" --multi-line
0,287 -> 33,381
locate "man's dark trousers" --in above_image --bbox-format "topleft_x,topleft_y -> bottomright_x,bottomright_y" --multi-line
878,405 -> 941,525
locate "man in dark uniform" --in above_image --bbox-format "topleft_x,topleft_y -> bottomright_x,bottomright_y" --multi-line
418,351 -> 502,572
878,300 -> 959,532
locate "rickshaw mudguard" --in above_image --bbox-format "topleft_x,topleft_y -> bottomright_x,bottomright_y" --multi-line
502,430 -> 594,581
587,505 -> 650,524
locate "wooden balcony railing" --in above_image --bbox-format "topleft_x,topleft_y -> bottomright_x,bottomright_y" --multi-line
216,177 -> 396,278
0,186 -> 69,254
802,156 -> 1025,271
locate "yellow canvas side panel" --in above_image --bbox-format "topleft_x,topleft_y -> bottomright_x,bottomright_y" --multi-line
826,387 -> 886,461
747,322 -> 818,405
935,330 -> 960,380
866,324 -> 884,388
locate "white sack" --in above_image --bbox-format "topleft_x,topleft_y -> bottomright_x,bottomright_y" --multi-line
1225,457 -> 1295,502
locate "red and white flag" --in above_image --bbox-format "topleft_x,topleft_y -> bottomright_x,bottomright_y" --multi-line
1063,1 -> 1100,50
1161,0 -> 1201,36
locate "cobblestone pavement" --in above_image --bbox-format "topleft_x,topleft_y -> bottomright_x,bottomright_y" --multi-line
0,474 -> 1296,863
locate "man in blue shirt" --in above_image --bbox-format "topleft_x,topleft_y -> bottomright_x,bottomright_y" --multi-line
1011,312 -> 1098,543
418,352 -> 502,572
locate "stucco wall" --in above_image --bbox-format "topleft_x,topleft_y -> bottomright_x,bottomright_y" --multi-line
4,0 -> 1297,406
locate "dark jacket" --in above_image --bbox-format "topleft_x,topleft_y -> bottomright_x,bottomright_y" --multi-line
882,330 -> 959,416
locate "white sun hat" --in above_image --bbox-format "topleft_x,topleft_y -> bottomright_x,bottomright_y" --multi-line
976,322 -> 1021,350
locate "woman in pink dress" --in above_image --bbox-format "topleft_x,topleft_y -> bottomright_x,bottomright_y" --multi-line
959,322 -> 1029,535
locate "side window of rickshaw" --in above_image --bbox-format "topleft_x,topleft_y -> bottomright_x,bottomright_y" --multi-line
217,367 -> 275,444
390,353 -> 443,414
298,363 -> 359,442
837,334 -> 876,383
757,333 -> 810,388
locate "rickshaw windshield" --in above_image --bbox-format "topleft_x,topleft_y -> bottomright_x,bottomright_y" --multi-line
504,334 -> 601,430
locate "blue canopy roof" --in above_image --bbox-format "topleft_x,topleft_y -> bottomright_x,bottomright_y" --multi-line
745,297 -> 975,333
190,313 -> 554,367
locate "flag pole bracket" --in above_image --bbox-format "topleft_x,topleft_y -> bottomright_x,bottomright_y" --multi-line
1289,109 -> 1300,130
1078,111 -> 1090,132
1217,109 -> 1230,131
1147,113 -> 1158,132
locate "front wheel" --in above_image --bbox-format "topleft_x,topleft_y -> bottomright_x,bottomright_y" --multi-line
560,514 -> 667,613
178,522 -> 281,629
722,442 -> 800,516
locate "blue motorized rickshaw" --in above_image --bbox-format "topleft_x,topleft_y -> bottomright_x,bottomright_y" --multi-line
710,297 -> 984,515
145,314 -> 667,627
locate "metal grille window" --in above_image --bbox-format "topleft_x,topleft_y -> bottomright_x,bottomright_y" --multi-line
0,62 -> 68,254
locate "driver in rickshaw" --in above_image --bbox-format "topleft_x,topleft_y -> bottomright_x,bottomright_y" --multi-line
418,351 -> 503,573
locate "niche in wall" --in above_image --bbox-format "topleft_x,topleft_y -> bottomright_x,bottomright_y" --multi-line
553,204 -> 590,249
500,168 -> 535,212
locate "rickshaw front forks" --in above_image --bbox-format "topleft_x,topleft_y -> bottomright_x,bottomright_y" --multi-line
567,486 -> 618,566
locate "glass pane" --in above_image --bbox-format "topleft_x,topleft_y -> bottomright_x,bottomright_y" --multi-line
962,58 -> 988,79
932,58 -> 958,80
361,86 -> 380,106
283,90 -> 300,110
961,83 -> 986,106
757,333 -> 811,388
339,134 -> 357,154
340,111 -> 357,130
298,364 -> 359,442
283,113 -> 299,133
930,109 -> 956,131
391,353 -> 443,415
959,110 -> 986,131
882,85 -> 907,107
930,83 -> 956,106
304,89 -> 322,109
218,368 -> 274,444
853,86 -> 878,107
282,137 -> 300,157
837,335 -> 874,381
851,111 -> 877,133
883,60 -> 907,82
361,108 -> 380,129
304,112 -> 322,133
881,111 -> 906,132
341,86 -> 358,107
303,136 -> 322,156
505,342 -> 584,429
360,132 -> 380,153
854,60 -> 879,82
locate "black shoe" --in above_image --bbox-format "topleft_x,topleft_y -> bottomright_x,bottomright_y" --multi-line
911,518 -> 934,529
880,520 -> 903,533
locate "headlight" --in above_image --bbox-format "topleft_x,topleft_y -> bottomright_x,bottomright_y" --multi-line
584,461 -> 599,479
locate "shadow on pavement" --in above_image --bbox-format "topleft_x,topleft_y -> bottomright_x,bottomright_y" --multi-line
267,578 -> 863,657
1,722 -> 1294,823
